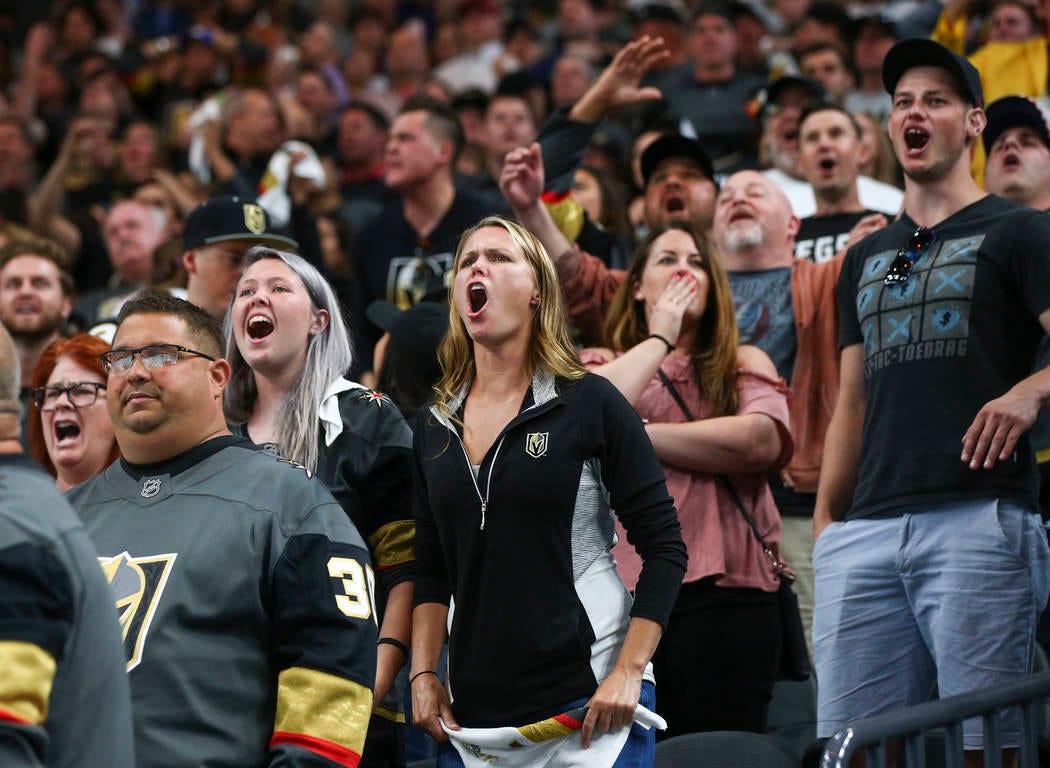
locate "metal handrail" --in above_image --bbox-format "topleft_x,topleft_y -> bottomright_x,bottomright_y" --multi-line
821,670 -> 1050,768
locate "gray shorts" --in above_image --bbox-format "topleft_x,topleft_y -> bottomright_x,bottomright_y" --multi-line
813,498 -> 1050,749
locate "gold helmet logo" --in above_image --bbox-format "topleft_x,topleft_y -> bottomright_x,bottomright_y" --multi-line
99,551 -> 178,671
243,204 -> 267,235
525,432 -> 549,458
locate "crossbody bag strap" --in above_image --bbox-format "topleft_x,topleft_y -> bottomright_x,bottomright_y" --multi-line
655,368 -> 695,421
655,366 -> 790,579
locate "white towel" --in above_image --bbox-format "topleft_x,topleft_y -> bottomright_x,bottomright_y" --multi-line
187,96 -> 224,184
256,140 -> 327,227
441,704 -> 665,768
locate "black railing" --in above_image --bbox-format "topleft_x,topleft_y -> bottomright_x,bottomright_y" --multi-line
821,670 -> 1050,768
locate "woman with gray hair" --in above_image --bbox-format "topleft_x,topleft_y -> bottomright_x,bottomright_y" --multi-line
225,246 -> 415,767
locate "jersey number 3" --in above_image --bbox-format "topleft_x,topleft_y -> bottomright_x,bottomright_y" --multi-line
328,557 -> 378,627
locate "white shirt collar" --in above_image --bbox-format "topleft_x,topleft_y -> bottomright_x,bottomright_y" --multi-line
318,377 -> 366,447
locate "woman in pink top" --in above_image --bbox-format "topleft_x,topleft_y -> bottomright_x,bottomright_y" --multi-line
582,221 -> 793,738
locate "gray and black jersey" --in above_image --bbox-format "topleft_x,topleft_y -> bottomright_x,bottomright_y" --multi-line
0,454 -> 133,768
68,436 -> 378,768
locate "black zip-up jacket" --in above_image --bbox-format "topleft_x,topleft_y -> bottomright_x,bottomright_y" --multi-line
413,371 -> 687,727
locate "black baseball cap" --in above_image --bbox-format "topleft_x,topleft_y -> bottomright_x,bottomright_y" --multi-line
634,2 -> 685,25
882,38 -> 984,108
852,11 -> 900,40
764,76 -> 824,110
640,135 -> 715,186
366,273 -> 449,331
367,301 -> 449,373
983,95 -> 1050,153
183,196 -> 298,251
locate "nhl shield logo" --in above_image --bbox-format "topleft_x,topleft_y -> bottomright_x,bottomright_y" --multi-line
525,432 -> 548,458
140,478 -> 162,498
243,203 -> 266,234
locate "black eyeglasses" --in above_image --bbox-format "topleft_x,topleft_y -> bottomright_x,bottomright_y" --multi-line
100,344 -> 216,373
32,382 -> 106,410
884,227 -> 937,286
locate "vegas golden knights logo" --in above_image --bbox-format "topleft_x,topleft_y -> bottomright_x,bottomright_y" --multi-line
525,432 -> 548,458
243,203 -> 266,234
99,552 -> 178,671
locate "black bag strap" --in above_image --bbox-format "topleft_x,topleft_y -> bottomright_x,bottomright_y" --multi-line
655,367 -> 791,580
656,368 -> 695,421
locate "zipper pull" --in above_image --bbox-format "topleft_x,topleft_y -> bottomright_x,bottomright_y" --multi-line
480,500 -> 487,530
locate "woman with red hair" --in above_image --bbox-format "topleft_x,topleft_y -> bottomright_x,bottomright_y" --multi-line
29,333 -> 119,489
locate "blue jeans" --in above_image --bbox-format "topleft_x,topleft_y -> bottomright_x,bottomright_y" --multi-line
436,680 -> 657,768
814,498 -> 1050,748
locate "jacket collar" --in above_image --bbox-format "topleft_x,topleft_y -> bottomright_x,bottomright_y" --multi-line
431,369 -> 559,430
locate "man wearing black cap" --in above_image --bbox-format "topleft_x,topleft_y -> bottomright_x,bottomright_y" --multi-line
183,196 -> 298,320
815,39 -> 1050,753
983,96 -> 1050,523
983,96 -> 1050,212
533,35 -> 718,265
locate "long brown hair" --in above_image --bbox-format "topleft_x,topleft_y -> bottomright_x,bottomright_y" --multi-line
603,221 -> 740,417
434,216 -> 586,416
28,334 -> 121,478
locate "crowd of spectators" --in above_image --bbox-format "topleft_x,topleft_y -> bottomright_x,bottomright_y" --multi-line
6,0 -> 1050,765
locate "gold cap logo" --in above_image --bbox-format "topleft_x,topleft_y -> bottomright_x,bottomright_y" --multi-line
243,204 -> 266,234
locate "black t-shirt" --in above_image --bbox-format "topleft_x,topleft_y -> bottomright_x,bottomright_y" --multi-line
795,210 -> 881,263
837,195 -> 1050,518
349,189 -> 506,374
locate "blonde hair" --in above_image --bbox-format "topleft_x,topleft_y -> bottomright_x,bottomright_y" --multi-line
604,222 -> 740,417
433,216 -> 586,415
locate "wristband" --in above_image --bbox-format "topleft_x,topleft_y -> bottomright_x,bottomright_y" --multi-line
647,333 -> 675,354
410,670 -> 438,685
378,637 -> 409,657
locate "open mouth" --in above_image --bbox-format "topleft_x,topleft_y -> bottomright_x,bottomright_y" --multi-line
728,208 -> 754,223
783,129 -> 798,145
904,127 -> 930,152
818,157 -> 837,172
468,283 -> 488,315
1002,152 -> 1021,168
54,420 -> 81,445
14,303 -> 38,315
247,314 -> 275,341
665,196 -> 685,214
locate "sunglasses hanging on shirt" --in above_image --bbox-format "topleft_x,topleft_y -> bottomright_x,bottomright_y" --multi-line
884,227 -> 937,286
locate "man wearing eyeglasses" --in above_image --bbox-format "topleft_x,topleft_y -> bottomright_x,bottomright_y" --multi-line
814,39 -> 1050,755
0,325 -> 134,768
66,292 -> 379,768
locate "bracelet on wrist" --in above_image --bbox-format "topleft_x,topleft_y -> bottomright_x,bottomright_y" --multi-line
378,637 -> 409,657
647,333 -> 675,354
410,670 -> 439,685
